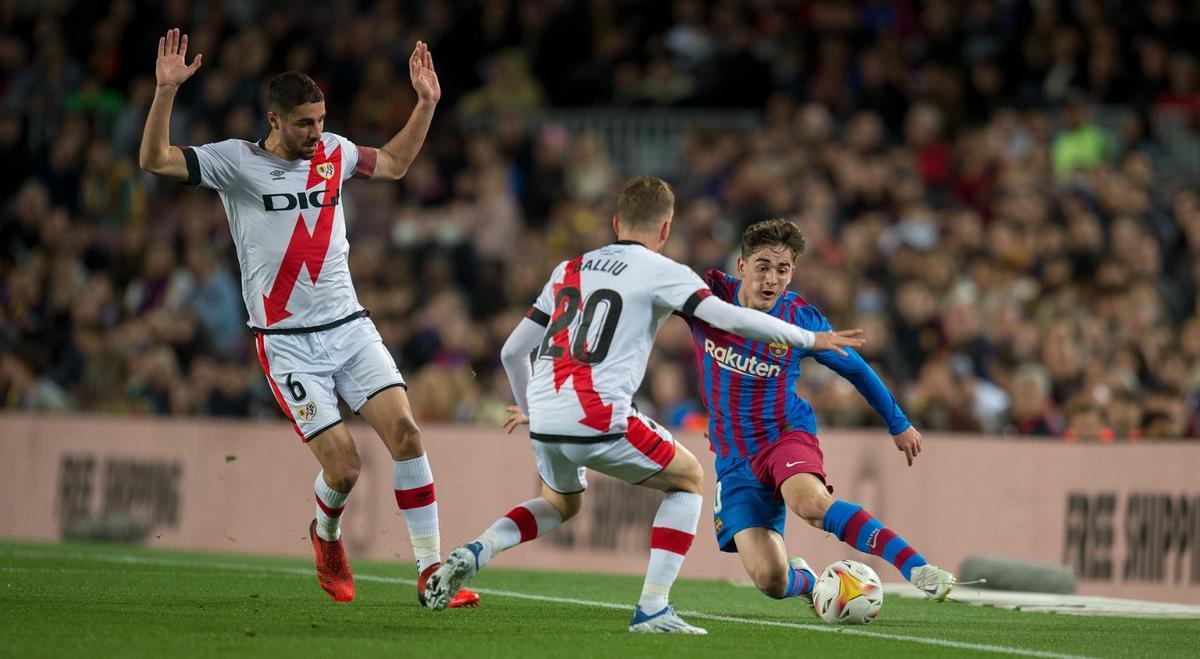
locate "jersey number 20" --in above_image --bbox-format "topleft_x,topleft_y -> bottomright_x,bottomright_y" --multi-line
537,287 -> 623,364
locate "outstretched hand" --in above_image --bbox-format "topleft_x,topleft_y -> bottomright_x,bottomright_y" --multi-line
502,404 -> 529,435
409,41 -> 441,103
811,328 -> 865,356
156,28 -> 202,88
892,426 -> 923,466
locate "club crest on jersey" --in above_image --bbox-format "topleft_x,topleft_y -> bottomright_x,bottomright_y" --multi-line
315,163 -> 335,180
296,401 -> 318,421
769,342 -> 790,359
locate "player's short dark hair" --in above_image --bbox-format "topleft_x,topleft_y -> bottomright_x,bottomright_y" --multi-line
267,71 -> 324,115
741,219 -> 806,261
617,176 -> 675,229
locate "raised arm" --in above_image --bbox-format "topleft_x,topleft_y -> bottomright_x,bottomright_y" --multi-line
139,28 -> 203,180
691,296 -> 864,354
371,41 -> 441,180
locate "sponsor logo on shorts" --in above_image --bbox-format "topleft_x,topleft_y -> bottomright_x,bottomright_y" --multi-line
296,401 -> 318,421
714,517 -> 723,533
704,339 -> 782,378
786,460 -> 806,468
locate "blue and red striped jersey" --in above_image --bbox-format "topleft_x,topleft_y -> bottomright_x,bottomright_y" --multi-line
684,269 -> 910,458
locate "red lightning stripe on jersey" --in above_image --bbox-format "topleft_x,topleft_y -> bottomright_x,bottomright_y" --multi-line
550,256 -> 614,432
262,141 -> 342,326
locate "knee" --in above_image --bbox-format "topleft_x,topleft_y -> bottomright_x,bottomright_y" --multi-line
671,453 -> 705,495
543,487 -> 583,522
385,416 -> 423,458
791,494 -> 831,525
324,458 -> 361,492
748,565 -> 789,599
556,495 -> 582,522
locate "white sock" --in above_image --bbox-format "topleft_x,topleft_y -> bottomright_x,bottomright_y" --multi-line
638,491 -> 701,612
476,498 -> 563,569
393,455 -> 440,573
314,470 -> 349,542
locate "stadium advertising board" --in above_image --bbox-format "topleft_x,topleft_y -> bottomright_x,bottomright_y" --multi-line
1,414 -> 1197,604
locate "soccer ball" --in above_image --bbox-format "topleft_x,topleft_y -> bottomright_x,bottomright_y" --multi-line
811,560 -> 883,624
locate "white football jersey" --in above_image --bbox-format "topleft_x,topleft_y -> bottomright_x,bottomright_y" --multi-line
524,241 -> 712,439
183,132 -> 377,331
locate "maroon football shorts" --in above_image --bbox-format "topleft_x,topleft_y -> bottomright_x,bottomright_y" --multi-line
747,429 -> 834,499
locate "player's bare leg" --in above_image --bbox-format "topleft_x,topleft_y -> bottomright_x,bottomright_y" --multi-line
780,472 -> 834,529
358,386 -> 479,608
733,528 -> 790,597
733,527 -> 816,602
781,473 -> 955,601
306,424 -> 359,602
629,444 -> 707,634
427,483 -> 580,611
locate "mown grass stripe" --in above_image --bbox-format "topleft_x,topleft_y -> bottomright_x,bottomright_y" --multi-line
2,547 -> 1093,659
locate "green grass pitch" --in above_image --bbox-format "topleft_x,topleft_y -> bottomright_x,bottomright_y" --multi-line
1,540 -> 1196,658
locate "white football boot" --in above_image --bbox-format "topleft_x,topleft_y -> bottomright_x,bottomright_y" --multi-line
425,542 -> 482,611
788,556 -> 817,608
628,604 -> 708,634
910,564 -> 956,602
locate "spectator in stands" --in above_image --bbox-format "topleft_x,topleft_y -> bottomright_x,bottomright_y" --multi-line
1,1 -> 1197,439
1106,388 -> 1145,441
1006,364 -> 1065,437
1052,91 -> 1111,179
0,351 -> 71,411
1063,396 -> 1115,443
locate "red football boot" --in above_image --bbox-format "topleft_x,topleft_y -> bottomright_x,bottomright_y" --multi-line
309,519 -> 354,602
417,561 -> 480,608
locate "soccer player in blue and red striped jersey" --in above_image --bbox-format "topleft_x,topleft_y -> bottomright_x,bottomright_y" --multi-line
426,179 -> 865,632
683,219 -> 955,603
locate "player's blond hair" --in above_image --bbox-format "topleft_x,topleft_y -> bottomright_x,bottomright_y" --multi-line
741,219 -> 807,261
617,176 -> 675,229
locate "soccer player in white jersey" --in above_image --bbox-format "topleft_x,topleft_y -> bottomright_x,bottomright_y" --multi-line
425,177 -> 864,633
138,28 -> 478,608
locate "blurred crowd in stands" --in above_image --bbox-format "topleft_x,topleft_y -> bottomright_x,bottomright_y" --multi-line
3,0 -> 1200,440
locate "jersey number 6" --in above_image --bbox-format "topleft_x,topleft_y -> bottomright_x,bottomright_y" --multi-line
537,287 -> 623,364
285,373 -> 307,402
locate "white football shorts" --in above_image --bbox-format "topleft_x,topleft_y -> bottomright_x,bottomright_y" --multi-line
254,317 -> 405,441
531,412 -> 678,493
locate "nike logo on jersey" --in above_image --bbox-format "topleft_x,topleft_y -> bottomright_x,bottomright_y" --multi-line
785,460 -> 806,468
704,339 -> 782,378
